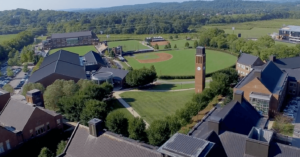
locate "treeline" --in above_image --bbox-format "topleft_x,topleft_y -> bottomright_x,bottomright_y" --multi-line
1,1 -> 300,35
198,28 -> 300,61
0,28 -> 44,62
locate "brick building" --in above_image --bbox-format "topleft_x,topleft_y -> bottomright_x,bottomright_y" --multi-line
0,89 -> 10,112
0,90 -> 63,155
236,53 -> 264,77
42,31 -> 99,50
234,61 -> 288,117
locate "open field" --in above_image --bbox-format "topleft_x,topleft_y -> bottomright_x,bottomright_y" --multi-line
125,50 -> 236,76
0,34 -> 18,43
108,40 -> 149,52
49,45 -> 97,56
120,90 -> 194,124
152,82 -> 210,90
204,19 -> 300,39
275,41 -> 296,47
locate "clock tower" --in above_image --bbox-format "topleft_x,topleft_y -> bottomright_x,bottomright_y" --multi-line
195,46 -> 206,93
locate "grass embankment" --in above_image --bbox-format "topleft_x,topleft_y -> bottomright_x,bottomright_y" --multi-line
125,49 -> 236,76
120,90 -> 194,124
109,99 -> 135,121
0,34 -> 18,43
179,96 -> 220,134
49,45 -> 97,56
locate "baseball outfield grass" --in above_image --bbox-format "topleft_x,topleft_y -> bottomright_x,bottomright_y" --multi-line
135,53 -> 159,60
108,40 -> 149,52
120,90 -> 195,124
125,49 -> 237,76
49,45 -> 97,56
158,39 -> 195,49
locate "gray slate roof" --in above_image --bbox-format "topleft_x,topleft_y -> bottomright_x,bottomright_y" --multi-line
272,56 -> 300,69
237,53 -> 260,66
40,50 -> 81,68
84,51 -> 106,66
158,133 -> 214,157
0,99 -> 35,131
64,125 -> 161,157
236,61 -> 288,94
51,31 -> 92,39
219,131 -> 248,157
98,67 -> 128,81
29,50 -> 86,84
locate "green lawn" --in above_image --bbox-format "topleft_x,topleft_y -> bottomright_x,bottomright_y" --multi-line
135,53 -> 159,60
158,39 -> 195,49
49,45 -> 97,56
0,34 -> 18,43
275,41 -> 296,47
108,40 -> 149,52
109,99 -> 134,121
125,49 -> 236,76
120,90 -> 194,124
204,19 -> 300,39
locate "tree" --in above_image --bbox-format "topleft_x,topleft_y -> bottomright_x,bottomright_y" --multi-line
169,36 -> 173,40
23,63 -> 29,72
185,42 -> 190,48
22,82 -> 45,96
154,44 -> 159,50
128,117 -> 147,141
6,68 -> 14,77
193,40 -> 199,48
167,43 -> 171,49
0,71 -> 2,76
147,120 -> 170,146
56,141 -> 67,156
106,111 -> 129,136
126,67 -> 157,87
80,99 -> 108,126
3,84 -> 14,94
175,35 -> 178,39
38,147 -> 54,157
32,57 -> 44,73
164,45 -> 168,49
174,44 -> 177,49
166,115 -> 181,135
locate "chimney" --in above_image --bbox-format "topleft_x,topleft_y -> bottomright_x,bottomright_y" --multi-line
269,55 -> 276,62
207,116 -> 222,135
88,118 -> 103,137
254,69 -> 262,80
196,46 -> 205,55
245,127 -> 273,157
26,89 -> 44,107
233,90 -> 244,104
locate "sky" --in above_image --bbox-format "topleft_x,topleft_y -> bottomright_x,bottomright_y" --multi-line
0,0 -> 189,11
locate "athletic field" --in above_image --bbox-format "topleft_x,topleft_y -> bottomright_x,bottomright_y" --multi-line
49,45 -> 97,56
125,49 -> 237,76
120,90 -> 194,124
108,40 -> 149,52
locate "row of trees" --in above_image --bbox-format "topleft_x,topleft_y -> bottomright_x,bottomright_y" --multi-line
1,1 -> 300,35
198,28 -> 300,60
125,66 -> 157,87
38,141 -> 67,157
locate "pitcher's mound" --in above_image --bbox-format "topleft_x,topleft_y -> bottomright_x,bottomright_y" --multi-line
136,53 -> 173,63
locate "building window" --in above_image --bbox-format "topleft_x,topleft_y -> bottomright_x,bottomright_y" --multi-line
6,141 -> 10,150
0,143 -> 4,153
250,94 -> 270,116
57,119 -> 61,125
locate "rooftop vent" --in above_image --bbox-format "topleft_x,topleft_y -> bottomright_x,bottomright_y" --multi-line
245,127 -> 274,157
234,90 -> 244,104
88,118 -> 103,137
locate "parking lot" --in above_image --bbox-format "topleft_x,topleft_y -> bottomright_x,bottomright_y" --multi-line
283,97 -> 300,121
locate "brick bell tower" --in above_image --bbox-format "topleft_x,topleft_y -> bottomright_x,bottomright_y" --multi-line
195,46 -> 206,93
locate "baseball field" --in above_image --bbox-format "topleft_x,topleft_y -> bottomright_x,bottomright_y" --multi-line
125,49 -> 237,76
108,40 -> 149,52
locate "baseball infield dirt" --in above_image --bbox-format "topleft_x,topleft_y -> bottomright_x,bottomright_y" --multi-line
136,53 -> 173,63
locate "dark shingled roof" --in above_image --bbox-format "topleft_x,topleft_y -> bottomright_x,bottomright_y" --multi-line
51,31 -> 92,39
40,50 -> 81,68
272,56 -> 300,69
235,61 -> 288,94
0,99 -> 35,131
64,125 -> 162,157
98,67 -> 128,81
219,131 -> 248,157
84,51 -> 106,66
237,53 -> 260,66
29,50 -> 86,84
